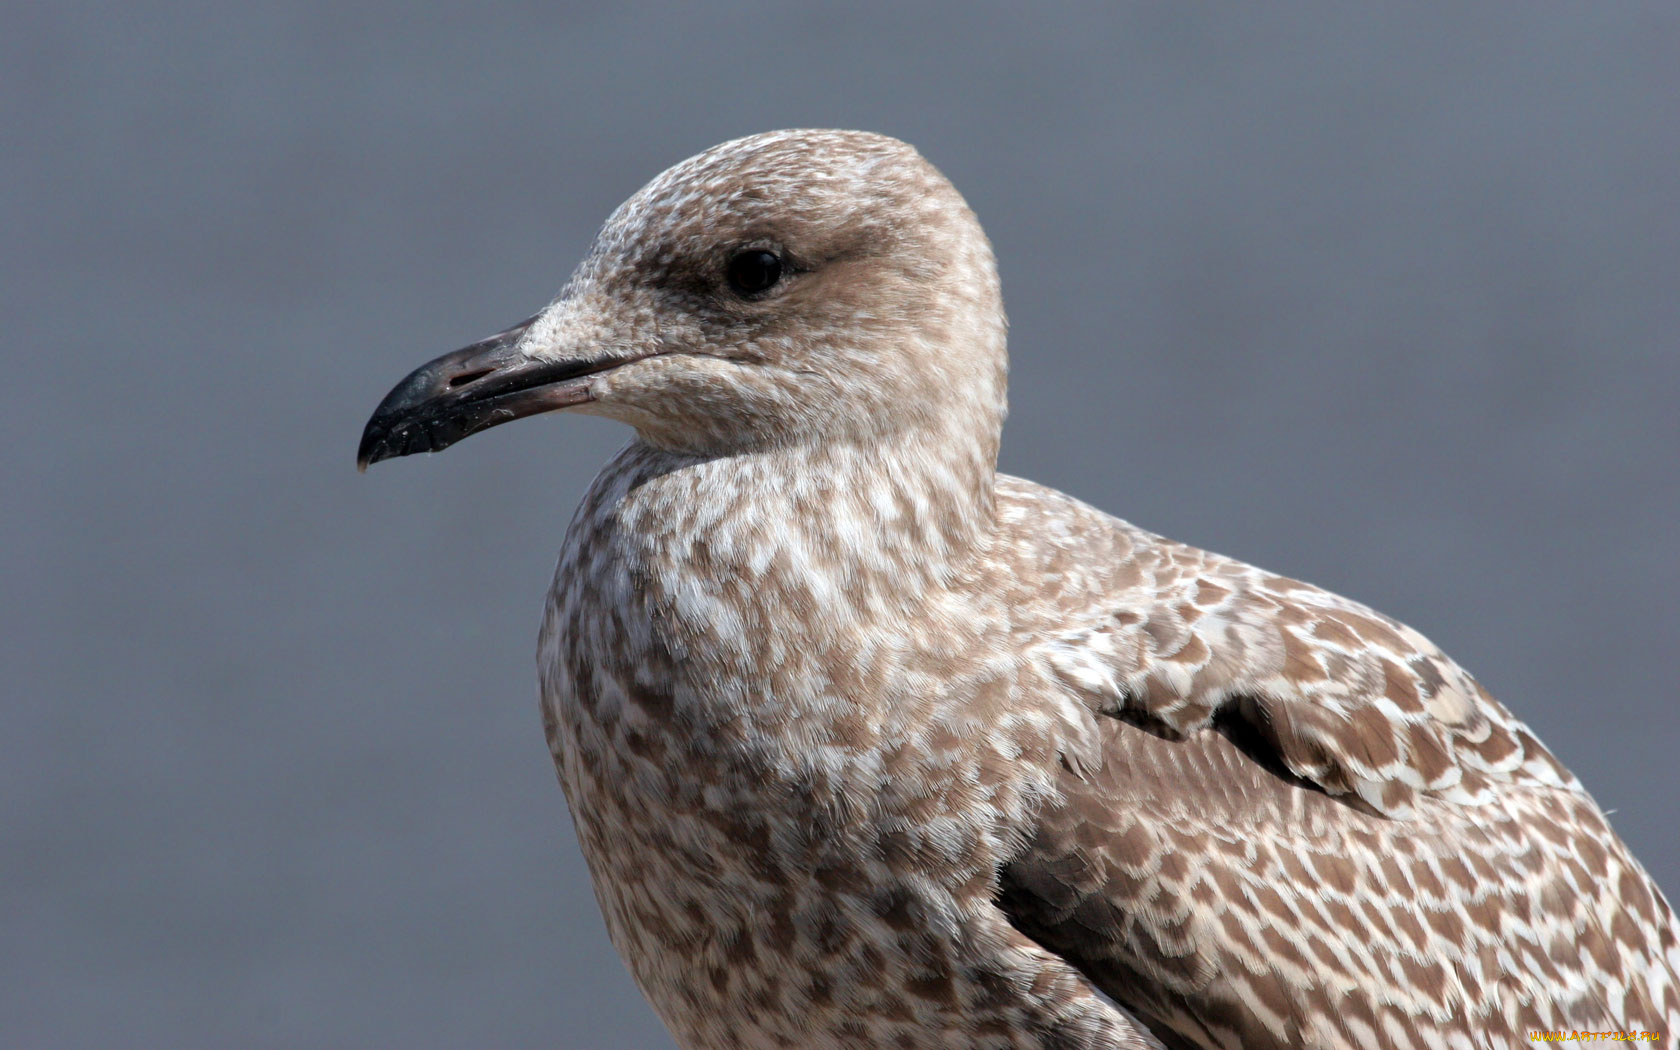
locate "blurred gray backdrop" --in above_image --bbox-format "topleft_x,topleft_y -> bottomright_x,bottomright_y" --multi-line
4,3 -> 1676,1047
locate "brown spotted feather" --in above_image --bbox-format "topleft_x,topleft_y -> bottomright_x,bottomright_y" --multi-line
990,478 -> 1680,1047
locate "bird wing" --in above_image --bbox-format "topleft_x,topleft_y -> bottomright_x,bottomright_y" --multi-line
985,476 -> 1680,1048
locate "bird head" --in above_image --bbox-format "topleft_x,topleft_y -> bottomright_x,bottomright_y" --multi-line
357,130 -> 1007,468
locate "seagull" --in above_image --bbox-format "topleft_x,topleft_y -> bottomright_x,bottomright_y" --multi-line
358,130 -> 1680,1050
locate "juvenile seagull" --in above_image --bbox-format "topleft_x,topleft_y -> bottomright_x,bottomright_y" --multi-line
359,130 -> 1680,1050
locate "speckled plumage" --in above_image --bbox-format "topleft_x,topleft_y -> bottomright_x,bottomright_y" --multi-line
372,130 -> 1680,1049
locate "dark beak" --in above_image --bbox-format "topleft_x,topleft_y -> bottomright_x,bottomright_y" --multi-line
357,315 -> 620,470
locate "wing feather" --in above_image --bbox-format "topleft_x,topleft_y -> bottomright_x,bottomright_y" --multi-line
985,476 -> 1680,1048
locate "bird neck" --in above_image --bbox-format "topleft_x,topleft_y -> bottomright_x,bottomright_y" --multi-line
586,429 -> 998,605
554,430 -> 1009,747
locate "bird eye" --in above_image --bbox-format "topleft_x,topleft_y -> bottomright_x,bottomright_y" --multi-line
725,249 -> 784,297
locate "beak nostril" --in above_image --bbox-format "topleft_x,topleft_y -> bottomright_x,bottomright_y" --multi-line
448,368 -> 496,389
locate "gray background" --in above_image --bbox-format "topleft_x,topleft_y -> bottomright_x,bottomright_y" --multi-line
4,3 -> 1676,1047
